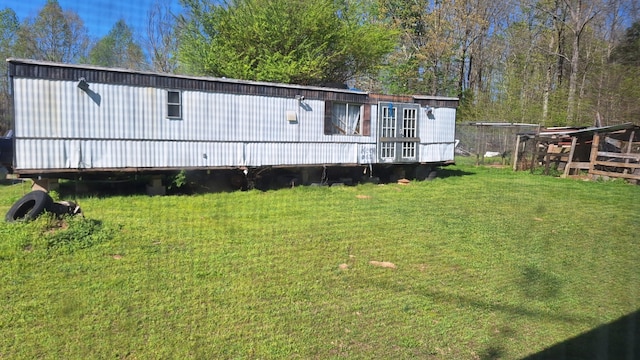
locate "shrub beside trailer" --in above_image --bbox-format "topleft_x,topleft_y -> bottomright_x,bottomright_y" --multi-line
2,58 -> 458,193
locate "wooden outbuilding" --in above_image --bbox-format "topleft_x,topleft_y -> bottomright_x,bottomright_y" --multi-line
513,123 -> 640,182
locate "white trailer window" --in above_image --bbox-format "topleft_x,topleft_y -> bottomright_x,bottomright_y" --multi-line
401,108 -> 417,159
380,106 -> 396,159
167,90 -> 182,119
331,103 -> 362,135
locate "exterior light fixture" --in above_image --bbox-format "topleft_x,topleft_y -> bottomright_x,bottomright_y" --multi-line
77,77 -> 89,91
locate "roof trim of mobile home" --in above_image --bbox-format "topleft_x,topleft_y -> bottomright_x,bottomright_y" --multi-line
8,58 -> 369,99
6,58 -> 459,107
412,95 -> 459,101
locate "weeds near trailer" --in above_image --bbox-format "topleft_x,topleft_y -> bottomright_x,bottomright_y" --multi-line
1,212 -> 116,259
0,165 -> 638,359
168,169 -> 188,190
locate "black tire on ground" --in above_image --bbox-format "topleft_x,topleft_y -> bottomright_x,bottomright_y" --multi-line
5,190 -> 53,222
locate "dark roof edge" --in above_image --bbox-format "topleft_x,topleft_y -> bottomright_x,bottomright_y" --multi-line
7,58 -> 366,95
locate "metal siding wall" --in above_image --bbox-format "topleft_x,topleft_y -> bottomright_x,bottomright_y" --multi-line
13,78 -> 384,171
244,143 -> 357,166
419,107 -> 456,163
419,143 -> 455,162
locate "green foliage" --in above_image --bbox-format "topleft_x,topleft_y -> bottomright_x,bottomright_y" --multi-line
611,21 -> 640,67
86,19 -> 145,69
0,213 -> 116,258
14,0 -> 90,62
0,8 -> 19,134
380,0 -> 491,97
45,217 -> 114,254
168,170 -> 187,189
0,8 -> 17,44
178,0 -> 395,85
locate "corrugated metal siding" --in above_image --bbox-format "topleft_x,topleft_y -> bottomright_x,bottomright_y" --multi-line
10,60 -> 457,172
419,107 -> 456,163
15,139 -> 248,169
245,143 -> 358,166
419,143 -> 455,163
13,79 -> 379,170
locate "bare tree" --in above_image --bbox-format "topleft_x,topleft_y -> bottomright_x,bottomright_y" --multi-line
146,0 -> 179,73
563,0 -> 601,123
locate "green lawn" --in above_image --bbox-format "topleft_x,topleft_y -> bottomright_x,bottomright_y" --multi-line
1,163 -> 638,359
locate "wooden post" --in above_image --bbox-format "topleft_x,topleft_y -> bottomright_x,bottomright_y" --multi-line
562,136 -> 578,178
513,135 -> 521,171
623,130 -> 635,174
588,133 -> 600,179
530,139 -> 539,173
479,125 -> 485,165
544,143 -> 551,175
475,125 -> 481,166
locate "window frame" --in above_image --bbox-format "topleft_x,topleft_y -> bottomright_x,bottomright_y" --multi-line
330,102 -> 364,136
167,90 -> 182,119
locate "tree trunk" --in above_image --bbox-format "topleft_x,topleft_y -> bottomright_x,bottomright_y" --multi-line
567,33 -> 580,123
543,34 -> 556,125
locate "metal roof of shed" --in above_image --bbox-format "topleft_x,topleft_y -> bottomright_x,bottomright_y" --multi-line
538,123 -> 638,137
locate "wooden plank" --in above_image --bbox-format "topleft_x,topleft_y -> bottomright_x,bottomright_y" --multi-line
596,151 -> 640,160
544,143 -> 551,175
590,169 -> 640,180
568,162 -> 591,170
513,135 -> 521,171
623,130 -> 635,174
562,136 -> 578,178
530,140 -> 539,173
379,137 -> 420,142
548,155 -> 570,161
588,133 -> 600,178
626,131 -> 635,154
594,161 -> 640,169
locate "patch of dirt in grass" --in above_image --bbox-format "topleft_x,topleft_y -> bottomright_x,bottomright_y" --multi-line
369,260 -> 397,269
45,219 -> 69,234
112,254 -> 123,260
339,263 -> 349,270
356,194 -> 371,199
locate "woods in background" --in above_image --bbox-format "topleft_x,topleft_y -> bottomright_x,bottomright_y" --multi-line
0,0 -> 639,135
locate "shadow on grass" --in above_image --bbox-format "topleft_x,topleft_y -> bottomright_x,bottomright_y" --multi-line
437,167 -> 476,179
0,178 -> 26,186
520,309 -> 640,360
480,345 -> 506,360
363,276 -> 595,325
50,165 -> 477,198
517,264 -> 563,301
363,273 -> 637,359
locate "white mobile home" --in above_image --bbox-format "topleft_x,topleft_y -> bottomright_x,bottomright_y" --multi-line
4,59 -> 457,189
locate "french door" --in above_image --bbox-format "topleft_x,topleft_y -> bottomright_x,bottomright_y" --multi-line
378,102 -> 420,162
